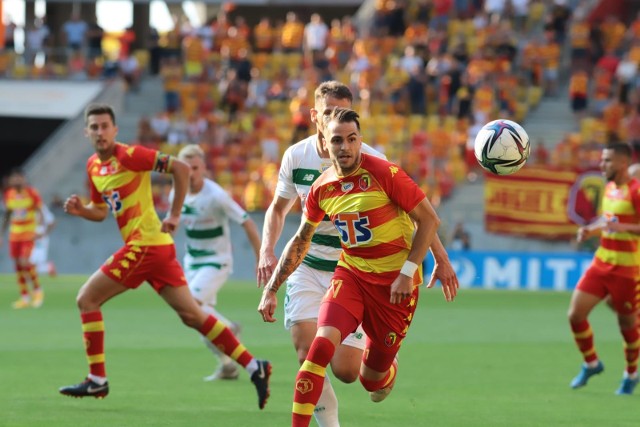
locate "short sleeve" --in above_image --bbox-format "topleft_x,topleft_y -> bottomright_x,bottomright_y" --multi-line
303,184 -> 325,225
376,160 -> 425,214
218,188 -> 249,224
121,145 -> 172,173
274,146 -> 298,200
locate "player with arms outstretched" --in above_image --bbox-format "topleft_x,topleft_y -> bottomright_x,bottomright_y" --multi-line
258,108 -> 458,426
569,143 -> 640,395
59,104 -> 271,410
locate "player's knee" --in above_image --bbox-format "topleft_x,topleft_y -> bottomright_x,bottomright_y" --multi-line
567,308 -> 584,324
332,367 -> 358,384
617,314 -> 636,331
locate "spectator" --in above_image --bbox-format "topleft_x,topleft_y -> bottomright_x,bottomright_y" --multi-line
449,222 -> 471,250
62,13 -> 88,53
24,18 -> 50,66
86,18 -> 104,61
160,56 -> 183,113
280,12 -> 304,53
253,17 -> 275,53
304,13 -> 329,62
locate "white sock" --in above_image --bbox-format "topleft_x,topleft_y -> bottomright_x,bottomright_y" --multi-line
624,371 -> 639,380
245,358 -> 258,376
88,374 -> 107,385
314,375 -> 340,427
586,360 -> 600,368
200,304 -> 234,366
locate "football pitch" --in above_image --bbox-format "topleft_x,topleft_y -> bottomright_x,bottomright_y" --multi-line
1,274 -> 637,427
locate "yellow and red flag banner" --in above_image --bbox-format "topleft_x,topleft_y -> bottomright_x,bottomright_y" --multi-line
484,167 -> 603,240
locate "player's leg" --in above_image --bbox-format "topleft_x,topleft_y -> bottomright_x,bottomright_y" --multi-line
159,284 -> 271,409
285,265 -> 344,426
187,265 -> 241,381
331,326 -> 366,384
567,267 -> 607,388
292,272 -> 363,427
59,269 -> 130,398
21,241 -> 43,307
10,241 -> 31,308
609,278 -> 640,395
358,283 -> 420,403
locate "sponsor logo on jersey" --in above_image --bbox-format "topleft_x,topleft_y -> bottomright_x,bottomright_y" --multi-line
341,181 -> 354,193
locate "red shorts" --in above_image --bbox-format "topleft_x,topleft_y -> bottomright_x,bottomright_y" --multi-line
9,240 -> 34,260
101,244 -> 187,292
577,265 -> 639,314
318,266 -> 420,358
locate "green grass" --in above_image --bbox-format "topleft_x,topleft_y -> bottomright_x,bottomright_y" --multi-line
0,274 -> 637,427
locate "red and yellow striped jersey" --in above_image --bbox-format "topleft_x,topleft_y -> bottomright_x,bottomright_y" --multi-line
87,143 -> 174,247
4,186 -> 42,242
594,179 -> 640,278
305,154 -> 426,286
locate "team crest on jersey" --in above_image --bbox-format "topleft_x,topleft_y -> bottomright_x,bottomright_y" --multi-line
359,174 -> 370,191
320,162 -> 332,172
341,181 -> 354,193
99,161 -> 118,175
384,332 -> 397,347
389,166 -> 399,177
296,378 -> 313,394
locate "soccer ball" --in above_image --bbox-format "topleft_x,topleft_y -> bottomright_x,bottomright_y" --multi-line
474,119 -> 530,175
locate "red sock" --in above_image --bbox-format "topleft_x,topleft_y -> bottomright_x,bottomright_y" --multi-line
16,265 -> 28,297
570,320 -> 598,363
28,265 -> 40,290
292,336 -> 336,427
621,327 -> 640,375
82,311 -> 106,378
199,315 -> 253,367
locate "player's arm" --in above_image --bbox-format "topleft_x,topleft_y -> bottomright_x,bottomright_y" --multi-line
258,217 -> 317,322
242,216 -> 262,262
161,157 -> 190,234
257,195 -> 297,287
63,195 -> 109,222
403,198 -> 457,303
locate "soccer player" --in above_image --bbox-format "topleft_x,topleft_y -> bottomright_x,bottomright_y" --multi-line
258,108 -> 459,426
1,168 -> 46,308
173,144 -> 262,381
569,143 -> 640,395
258,80 -> 457,427
30,202 -> 57,277
58,104 -> 271,410
258,80 -> 386,426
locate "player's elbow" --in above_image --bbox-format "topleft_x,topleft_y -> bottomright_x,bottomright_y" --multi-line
170,158 -> 191,179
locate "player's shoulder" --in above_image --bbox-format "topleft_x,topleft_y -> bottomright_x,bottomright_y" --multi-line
361,142 -> 387,160
284,135 -> 317,160
203,178 -> 226,195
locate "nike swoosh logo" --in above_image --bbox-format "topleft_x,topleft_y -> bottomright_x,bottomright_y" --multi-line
257,364 -> 265,379
87,385 -> 108,393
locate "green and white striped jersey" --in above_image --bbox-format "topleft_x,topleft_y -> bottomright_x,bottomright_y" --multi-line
172,179 -> 248,270
275,134 -> 386,271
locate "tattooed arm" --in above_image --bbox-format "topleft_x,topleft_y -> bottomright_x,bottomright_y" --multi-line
257,217 -> 317,322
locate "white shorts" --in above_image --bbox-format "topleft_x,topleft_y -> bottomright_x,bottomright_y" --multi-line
284,263 -> 366,350
184,264 -> 231,306
30,236 -> 49,271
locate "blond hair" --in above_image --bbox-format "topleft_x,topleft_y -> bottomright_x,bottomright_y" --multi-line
177,144 -> 205,161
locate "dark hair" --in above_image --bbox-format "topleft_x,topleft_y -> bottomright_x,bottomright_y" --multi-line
84,104 -> 116,125
323,107 -> 360,131
314,81 -> 353,104
605,142 -> 633,158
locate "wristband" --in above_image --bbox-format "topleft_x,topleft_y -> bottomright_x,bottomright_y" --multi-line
400,260 -> 418,277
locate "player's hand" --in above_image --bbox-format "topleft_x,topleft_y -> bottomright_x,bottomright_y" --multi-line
576,226 -> 588,242
161,215 -> 180,234
427,259 -> 458,302
390,274 -> 414,304
258,287 -> 278,322
63,194 -> 84,216
605,219 -> 624,232
257,251 -> 278,288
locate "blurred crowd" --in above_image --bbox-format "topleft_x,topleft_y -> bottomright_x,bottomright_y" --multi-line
1,0 -> 596,216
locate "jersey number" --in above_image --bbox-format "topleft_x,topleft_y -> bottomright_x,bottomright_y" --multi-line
334,213 -> 372,246
102,191 -> 122,213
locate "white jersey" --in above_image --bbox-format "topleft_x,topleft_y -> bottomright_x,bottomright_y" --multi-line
275,134 -> 386,272
172,179 -> 249,271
